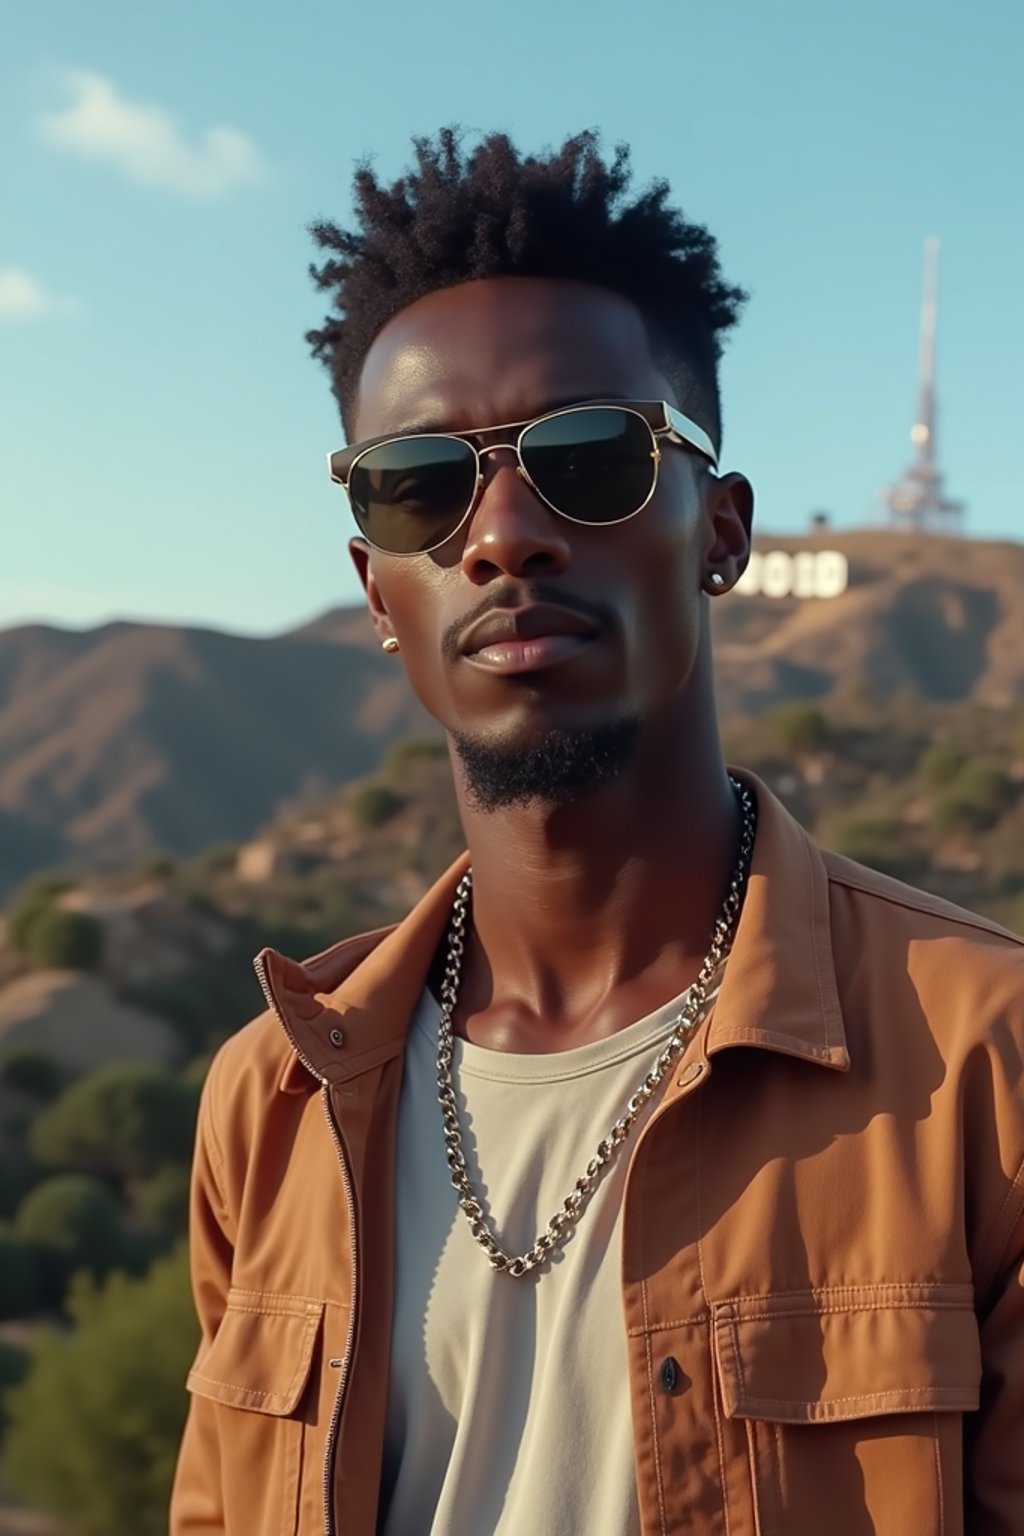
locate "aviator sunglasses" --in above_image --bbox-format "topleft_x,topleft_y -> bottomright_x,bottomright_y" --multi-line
327,400 -> 718,556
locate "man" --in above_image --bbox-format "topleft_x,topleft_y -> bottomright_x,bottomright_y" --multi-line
170,131 -> 1024,1535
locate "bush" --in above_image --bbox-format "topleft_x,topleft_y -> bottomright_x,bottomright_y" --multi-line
384,737 -> 447,773
14,1175 -> 124,1298
7,875 -> 73,955
0,1226 -> 37,1320
140,852 -> 177,881
830,816 -> 915,879
349,784 -> 404,828
128,958 -> 259,1055
931,761 -> 1013,837
133,1163 -> 191,1234
3,1245 -> 198,1536
0,1050 -> 68,1101
774,703 -> 830,757
918,741 -> 967,790
29,1065 -> 200,1184
198,842 -> 239,877
0,1338 -> 30,1428
25,908 -> 104,972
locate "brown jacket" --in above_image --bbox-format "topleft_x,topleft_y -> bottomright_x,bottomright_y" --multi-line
170,773 -> 1024,1535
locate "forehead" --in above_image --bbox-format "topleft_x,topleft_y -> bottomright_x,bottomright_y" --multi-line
352,276 -> 672,440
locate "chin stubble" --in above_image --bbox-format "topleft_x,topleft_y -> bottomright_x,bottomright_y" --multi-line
450,718 -> 642,813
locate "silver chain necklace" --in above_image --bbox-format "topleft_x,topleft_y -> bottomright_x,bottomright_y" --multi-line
435,774 -> 757,1278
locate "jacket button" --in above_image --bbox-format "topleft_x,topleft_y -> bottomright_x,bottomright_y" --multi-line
329,1028 -> 344,1047
660,1356 -> 680,1393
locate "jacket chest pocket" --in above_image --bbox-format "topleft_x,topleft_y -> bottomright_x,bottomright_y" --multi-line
712,1288 -> 980,1536
186,1289 -> 334,1536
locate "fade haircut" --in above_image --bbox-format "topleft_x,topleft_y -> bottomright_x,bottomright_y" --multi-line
306,128 -> 746,447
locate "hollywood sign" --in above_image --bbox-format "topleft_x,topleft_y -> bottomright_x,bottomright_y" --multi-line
735,549 -> 850,600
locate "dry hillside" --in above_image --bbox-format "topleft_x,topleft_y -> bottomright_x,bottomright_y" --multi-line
1,530 -> 1021,897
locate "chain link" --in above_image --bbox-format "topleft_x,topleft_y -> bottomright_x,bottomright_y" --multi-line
435,775 -> 757,1278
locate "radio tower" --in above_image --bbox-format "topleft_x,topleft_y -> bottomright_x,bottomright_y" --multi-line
883,237 -> 965,533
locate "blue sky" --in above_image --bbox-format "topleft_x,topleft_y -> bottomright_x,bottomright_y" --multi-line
2,0 -> 1021,636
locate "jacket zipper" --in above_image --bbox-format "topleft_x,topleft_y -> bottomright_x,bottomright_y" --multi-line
253,956 -> 359,1536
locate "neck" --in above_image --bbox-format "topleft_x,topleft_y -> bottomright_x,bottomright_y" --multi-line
447,698 -> 741,1047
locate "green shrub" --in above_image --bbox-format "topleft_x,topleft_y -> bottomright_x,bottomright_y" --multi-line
349,784 -> 404,828
931,761 -> 1013,836
128,958 -> 258,1055
0,1050 -> 68,1101
180,1053 -> 213,1090
7,875 -> 73,955
384,737 -> 447,773
918,740 -> 967,790
140,852 -> 177,881
25,908 -> 103,972
774,703 -> 830,757
198,842 -> 239,876
133,1163 -> 191,1234
29,1065 -> 199,1184
3,1246 -> 198,1536
0,1226 -> 37,1320
830,816 -> 914,878
0,1337 -> 30,1428
14,1175 -> 124,1298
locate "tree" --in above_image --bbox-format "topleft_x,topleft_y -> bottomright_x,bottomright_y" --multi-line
133,1163 -> 191,1235
3,1246 -> 198,1536
0,1226 -> 37,1320
26,909 -> 104,972
7,874 -> 73,955
29,1065 -> 199,1184
773,703 -> 830,757
931,760 -> 1013,836
918,740 -> 967,790
0,1338 -> 30,1429
0,1049 -> 68,1101
831,815 -> 916,879
14,1175 -> 124,1300
384,736 -> 447,772
349,784 -> 404,827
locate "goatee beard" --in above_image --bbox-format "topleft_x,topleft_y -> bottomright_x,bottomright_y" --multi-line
451,718 -> 641,813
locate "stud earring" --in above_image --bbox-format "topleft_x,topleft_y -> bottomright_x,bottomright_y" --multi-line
382,637 -> 400,654
707,573 -> 727,591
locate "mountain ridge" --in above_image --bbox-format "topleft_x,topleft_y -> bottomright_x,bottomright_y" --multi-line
1,530 -> 1021,896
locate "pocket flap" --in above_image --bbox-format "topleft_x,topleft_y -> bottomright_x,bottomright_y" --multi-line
713,1285 -> 980,1424
187,1289 -> 324,1416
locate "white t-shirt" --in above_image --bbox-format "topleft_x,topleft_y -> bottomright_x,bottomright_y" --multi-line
378,982 -> 702,1536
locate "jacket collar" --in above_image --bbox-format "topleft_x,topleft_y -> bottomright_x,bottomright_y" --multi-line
259,770 -> 849,1093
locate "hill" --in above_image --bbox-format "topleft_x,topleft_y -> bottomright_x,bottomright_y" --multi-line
709,530 -> 1024,715
1,530 -> 1021,897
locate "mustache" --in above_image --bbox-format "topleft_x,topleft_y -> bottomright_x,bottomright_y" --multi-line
441,584 -> 612,666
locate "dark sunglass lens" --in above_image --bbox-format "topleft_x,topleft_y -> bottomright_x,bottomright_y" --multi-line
520,408 -> 656,524
349,438 -> 477,554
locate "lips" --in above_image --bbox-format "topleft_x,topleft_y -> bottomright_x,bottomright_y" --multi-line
458,603 -> 600,658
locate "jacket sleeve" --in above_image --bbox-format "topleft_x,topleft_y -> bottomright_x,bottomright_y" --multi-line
169,1074 -> 236,1534
967,1163 -> 1024,1530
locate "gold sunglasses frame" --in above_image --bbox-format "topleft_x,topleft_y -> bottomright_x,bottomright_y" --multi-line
327,399 -> 718,557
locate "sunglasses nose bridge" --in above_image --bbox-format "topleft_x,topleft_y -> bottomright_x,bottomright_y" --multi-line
476,439 -> 540,492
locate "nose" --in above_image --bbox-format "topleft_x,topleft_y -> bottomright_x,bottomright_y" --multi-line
459,447 -> 572,585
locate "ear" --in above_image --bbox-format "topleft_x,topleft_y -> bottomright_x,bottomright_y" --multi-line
702,472 -> 754,592
349,538 -> 397,647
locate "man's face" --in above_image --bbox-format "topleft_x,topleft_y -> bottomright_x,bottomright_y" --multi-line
349,276 -> 748,772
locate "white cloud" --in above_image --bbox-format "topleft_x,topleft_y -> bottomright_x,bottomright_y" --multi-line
0,268 -> 78,320
38,70 -> 268,198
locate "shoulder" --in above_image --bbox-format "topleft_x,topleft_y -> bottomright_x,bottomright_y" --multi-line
822,847 -> 1024,1070
823,848 -> 1023,984
824,848 -> 1023,955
